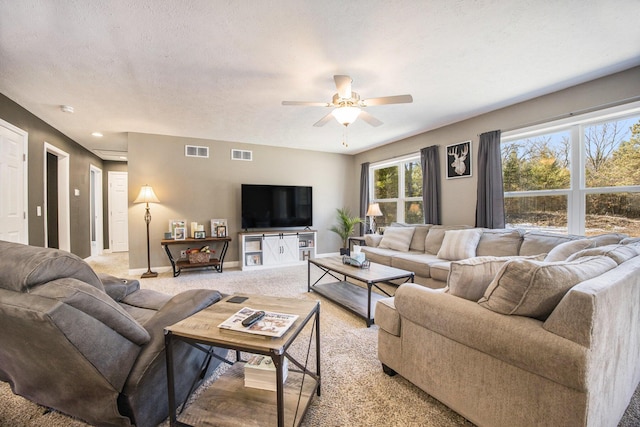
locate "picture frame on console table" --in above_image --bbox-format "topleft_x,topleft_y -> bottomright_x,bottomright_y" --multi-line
174,227 -> 186,240
169,219 -> 186,238
446,140 -> 472,179
216,225 -> 227,238
210,219 -> 227,236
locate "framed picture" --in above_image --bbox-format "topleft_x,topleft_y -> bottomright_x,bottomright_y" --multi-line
246,254 -> 261,266
174,227 -> 186,240
210,219 -> 227,235
299,240 -> 308,247
169,219 -> 186,238
216,225 -> 227,237
194,230 -> 206,239
446,140 -> 472,179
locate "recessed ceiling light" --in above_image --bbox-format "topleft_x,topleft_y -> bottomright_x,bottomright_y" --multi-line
60,105 -> 74,113
91,132 -> 103,137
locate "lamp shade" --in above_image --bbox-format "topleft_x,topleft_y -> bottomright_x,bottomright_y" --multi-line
366,203 -> 382,217
332,106 -> 361,126
134,185 -> 160,204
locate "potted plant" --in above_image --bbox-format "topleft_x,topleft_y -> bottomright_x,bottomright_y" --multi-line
329,207 -> 363,256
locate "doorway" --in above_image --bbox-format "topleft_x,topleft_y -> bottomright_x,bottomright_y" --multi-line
43,143 -> 70,251
108,171 -> 129,252
0,119 -> 28,243
90,165 -> 104,256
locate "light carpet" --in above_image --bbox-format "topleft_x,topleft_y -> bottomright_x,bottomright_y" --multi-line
1,252 -> 639,427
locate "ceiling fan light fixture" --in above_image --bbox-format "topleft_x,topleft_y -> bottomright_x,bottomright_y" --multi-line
332,106 -> 361,126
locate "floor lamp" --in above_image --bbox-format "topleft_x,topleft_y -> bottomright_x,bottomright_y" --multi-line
134,185 -> 160,278
366,203 -> 383,234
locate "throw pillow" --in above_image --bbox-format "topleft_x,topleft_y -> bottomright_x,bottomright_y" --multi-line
424,225 -> 472,255
544,239 -> 595,262
566,244 -> 639,265
446,254 -> 545,302
436,229 -> 483,261
478,255 -> 617,320
378,227 -> 416,252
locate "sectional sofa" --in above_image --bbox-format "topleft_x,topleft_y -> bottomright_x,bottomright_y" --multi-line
365,225 -> 640,426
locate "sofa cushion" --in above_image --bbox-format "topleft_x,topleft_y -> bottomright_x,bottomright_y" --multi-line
478,256 -> 617,320
0,240 -> 104,293
544,239 -> 596,262
588,232 -> 628,246
476,228 -> 524,257
436,229 -> 483,260
390,252 -> 441,278
566,244 -> 639,265
409,225 -> 433,252
30,277 -> 151,345
446,254 -> 546,302
424,225 -> 473,255
429,261 -> 451,282
519,231 -> 584,256
378,227 -> 415,252
361,246 -> 405,266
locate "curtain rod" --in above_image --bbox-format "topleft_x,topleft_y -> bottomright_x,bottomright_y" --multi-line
481,96 -> 640,136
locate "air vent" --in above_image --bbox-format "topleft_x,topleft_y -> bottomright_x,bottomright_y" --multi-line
185,145 -> 209,158
231,149 -> 253,161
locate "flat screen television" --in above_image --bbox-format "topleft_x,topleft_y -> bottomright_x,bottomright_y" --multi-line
241,184 -> 313,229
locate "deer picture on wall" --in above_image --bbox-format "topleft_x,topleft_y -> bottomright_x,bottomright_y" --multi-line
446,140 -> 472,179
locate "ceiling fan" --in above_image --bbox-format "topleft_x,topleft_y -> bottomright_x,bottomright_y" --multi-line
282,75 -> 413,128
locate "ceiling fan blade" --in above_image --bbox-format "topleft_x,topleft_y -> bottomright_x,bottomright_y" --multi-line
359,110 -> 383,127
363,94 -> 413,106
282,101 -> 330,107
334,75 -> 352,99
313,112 -> 334,127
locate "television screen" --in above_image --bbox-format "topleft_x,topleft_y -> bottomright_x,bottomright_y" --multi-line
241,184 -> 312,229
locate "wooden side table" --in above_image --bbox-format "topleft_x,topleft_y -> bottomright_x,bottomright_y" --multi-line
161,236 -> 231,277
347,236 -> 366,252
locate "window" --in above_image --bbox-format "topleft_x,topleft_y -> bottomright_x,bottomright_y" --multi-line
502,102 -> 640,237
370,155 -> 423,228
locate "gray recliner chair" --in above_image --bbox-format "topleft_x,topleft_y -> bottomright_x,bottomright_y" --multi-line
0,240 -> 227,427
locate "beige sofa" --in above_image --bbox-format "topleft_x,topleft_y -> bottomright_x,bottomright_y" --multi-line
361,224 -> 626,288
375,233 -> 640,426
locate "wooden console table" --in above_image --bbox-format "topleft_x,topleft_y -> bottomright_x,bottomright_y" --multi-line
161,236 -> 231,277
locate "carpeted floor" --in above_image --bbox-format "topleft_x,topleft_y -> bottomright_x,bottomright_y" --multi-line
1,252 -> 639,426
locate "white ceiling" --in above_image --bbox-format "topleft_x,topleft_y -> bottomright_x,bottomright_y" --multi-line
1,1 -> 639,161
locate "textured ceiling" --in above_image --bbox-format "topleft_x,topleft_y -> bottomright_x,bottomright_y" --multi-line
1,0 -> 640,161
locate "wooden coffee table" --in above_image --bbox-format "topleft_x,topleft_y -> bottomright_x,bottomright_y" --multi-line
308,256 -> 414,327
165,294 -> 320,427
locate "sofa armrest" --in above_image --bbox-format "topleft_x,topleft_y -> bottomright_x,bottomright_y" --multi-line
394,283 -> 589,390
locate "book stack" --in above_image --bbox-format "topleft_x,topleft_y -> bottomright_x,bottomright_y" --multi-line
243,355 -> 288,391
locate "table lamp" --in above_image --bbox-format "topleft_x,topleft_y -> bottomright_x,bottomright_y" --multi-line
366,203 -> 383,234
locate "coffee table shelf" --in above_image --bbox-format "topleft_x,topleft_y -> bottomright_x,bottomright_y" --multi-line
308,256 -> 414,327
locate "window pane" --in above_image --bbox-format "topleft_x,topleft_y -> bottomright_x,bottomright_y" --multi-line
374,166 -> 398,199
502,131 -> 571,191
505,195 -> 568,233
404,201 -> 423,224
586,192 -> 640,237
377,202 -> 397,228
404,160 -> 423,198
584,116 -> 640,188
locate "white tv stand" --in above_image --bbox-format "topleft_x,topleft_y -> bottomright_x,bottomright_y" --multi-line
239,230 -> 317,271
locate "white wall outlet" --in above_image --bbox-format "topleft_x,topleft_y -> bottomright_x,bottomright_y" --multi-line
180,250 -> 187,258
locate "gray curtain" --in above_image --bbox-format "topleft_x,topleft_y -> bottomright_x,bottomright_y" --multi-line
421,145 -> 441,225
359,162 -> 370,234
475,130 -> 505,228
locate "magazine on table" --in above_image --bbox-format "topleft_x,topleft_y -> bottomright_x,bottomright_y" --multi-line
218,307 -> 299,338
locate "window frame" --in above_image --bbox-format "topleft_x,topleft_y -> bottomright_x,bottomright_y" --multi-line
501,101 -> 640,235
369,153 -> 423,225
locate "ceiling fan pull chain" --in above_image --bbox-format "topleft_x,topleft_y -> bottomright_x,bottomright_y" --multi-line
342,125 -> 349,147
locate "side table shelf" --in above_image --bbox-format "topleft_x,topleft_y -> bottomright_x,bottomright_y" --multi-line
161,237 -> 232,277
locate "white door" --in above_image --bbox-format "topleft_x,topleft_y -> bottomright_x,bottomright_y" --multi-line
0,120 -> 28,243
90,165 -> 103,256
108,171 -> 128,252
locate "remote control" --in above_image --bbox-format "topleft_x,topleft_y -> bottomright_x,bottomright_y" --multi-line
242,310 -> 265,327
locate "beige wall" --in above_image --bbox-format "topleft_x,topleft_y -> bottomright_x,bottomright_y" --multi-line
127,133 -> 355,269
354,66 -> 640,226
